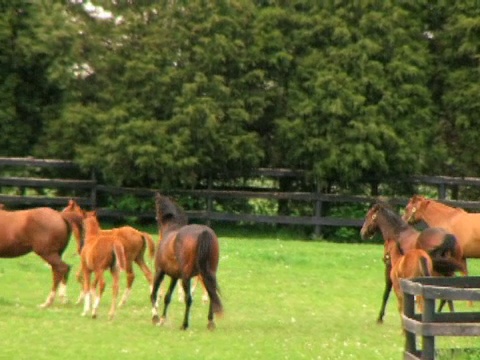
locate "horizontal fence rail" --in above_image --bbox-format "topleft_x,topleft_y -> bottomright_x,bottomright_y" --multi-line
3,157 -> 480,235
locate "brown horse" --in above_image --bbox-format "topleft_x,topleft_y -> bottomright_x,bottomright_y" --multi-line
385,237 -> 433,318
0,205 -> 78,307
403,195 -> 480,273
80,210 -> 127,319
360,202 -> 465,323
63,200 -> 155,306
151,193 -> 223,330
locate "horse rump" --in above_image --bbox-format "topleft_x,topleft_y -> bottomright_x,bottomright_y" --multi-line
111,241 -> 127,272
196,229 -> 223,315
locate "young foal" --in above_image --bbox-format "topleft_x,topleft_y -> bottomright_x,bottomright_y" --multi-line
63,200 -> 155,306
151,193 -> 223,330
385,237 -> 433,317
80,211 -> 127,319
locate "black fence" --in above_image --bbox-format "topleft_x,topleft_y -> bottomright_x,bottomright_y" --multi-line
2,157 -> 480,236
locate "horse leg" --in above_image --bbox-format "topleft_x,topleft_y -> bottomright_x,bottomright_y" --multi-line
119,262 -> 134,307
91,271 -> 106,319
151,270 -> 165,324
135,258 -> 153,290
159,277 -> 177,326
75,268 -> 85,304
109,268 -> 120,320
181,278 -> 193,330
377,265 -> 392,324
81,268 -> 92,317
38,253 -> 70,308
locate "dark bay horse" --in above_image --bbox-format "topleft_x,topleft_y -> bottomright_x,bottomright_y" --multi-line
80,211 -> 127,319
0,205 -> 78,307
151,193 -> 223,330
63,200 -> 155,306
360,202 -> 465,323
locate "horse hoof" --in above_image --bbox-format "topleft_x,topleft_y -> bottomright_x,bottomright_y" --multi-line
92,314 -> 97,319
376,319 -> 384,325
207,321 -> 216,331
152,315 -> 160,325
180,325 -> 188,331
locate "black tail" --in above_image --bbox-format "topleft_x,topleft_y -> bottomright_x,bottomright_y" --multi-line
429,234 -> 457,258
197,230 -> 223,315
432,257 -> 465,276
420,256 -> 431,277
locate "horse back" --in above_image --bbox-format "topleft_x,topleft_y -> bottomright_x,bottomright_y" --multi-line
395,249 -> 432,279
0,207 -> 69,257
81,233 -> 123,271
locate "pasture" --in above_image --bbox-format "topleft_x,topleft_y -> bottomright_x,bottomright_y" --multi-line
0,229 -> 479,359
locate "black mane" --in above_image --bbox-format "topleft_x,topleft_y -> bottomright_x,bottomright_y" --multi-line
155,193 -> 188,228
376,202 -> 410,236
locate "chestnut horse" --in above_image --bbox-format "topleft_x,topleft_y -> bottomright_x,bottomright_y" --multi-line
385,237 -> 433,318
80,211 -> 127,319
151,193 -> 223,330
360,202 -> 465,323
403,195 -> 480,274
63,200 -> 155,306
0,205 -> 79,307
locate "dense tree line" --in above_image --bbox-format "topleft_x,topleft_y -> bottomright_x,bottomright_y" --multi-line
2,1 -> 480,191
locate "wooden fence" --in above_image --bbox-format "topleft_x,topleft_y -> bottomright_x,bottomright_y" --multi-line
3,157 -> 480,236
401,277 -> 480,359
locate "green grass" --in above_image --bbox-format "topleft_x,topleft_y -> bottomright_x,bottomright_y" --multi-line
0,231 -> 479,359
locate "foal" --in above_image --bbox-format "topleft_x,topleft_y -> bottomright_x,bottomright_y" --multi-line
64,200 -> 155,306
80,211 -> 127,319
385,237 -> 433,317
150,193 -> 223,330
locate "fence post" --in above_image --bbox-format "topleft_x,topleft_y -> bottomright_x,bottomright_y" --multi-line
206,175 -> 212,226
314,179 -> 322,238
421,298 -> 436,360
438,182 -> 446,200
90,169 -> 97,210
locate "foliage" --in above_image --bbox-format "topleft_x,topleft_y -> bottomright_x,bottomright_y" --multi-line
1,2 -> 480,191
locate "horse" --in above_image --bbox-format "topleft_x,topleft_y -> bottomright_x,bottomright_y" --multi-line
0,205 -> 78,307
385,237 -> 433,319
150,193 -> 223,330
403,194 -> 480,274
80,210 -> 127,319
63,200 -> 155,306
360,202 -> 465,323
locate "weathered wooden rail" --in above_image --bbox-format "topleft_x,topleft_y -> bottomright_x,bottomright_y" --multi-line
3,157 -> 480,234
401,277 -> 480,359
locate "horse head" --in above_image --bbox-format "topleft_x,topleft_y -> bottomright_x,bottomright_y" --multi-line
360,204 -> 381,240
154,193 -> 188,231
402,195 -> 427,224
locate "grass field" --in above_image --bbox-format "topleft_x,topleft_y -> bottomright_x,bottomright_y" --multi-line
0,229 -> 479,360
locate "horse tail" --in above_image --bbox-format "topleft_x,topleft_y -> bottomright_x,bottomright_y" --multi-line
142,232 -> 155,258
112,241 -> 127,272
432,257 -> 465,277
429,233 -> 457,258
197,229 -> 223,315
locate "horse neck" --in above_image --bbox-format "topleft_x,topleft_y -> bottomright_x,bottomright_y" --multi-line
84,218 -> 101,238
376,212 -> 406,242
386,239 -> 404,266
418,200 -> 461,225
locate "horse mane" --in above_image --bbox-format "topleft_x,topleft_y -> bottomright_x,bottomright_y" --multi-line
376,202 -> 410,236
155,193 -> 188,228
